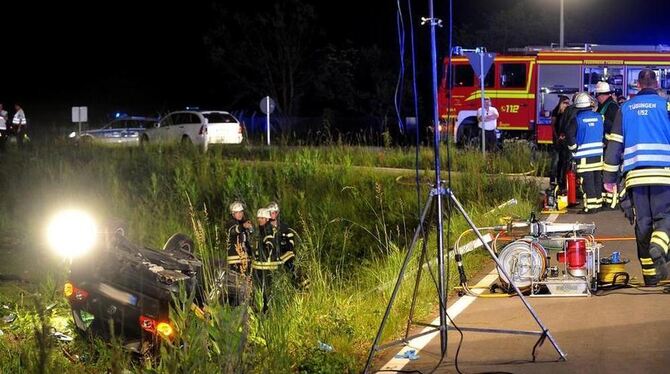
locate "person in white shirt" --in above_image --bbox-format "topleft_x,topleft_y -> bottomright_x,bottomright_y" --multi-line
477,97 -> 499,152
12,103 -> 27,147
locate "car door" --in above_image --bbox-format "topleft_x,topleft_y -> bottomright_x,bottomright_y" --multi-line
155,114 -> 175,142
171,112 -> 201,143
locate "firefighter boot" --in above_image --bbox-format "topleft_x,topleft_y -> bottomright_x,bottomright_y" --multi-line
647,247 -> 669,286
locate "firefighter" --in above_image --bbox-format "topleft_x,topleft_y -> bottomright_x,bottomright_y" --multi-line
566,92 -> 604,214
252,208 -> 279,311
266,202 -> 297,277
549,95 -> 571,190
225,201 -> 253,274
594,82 -> 620,208
604,69 -> 670,286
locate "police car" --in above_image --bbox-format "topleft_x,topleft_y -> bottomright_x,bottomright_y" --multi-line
69,116 -> 158,146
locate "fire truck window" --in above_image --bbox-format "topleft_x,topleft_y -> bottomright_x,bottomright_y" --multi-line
450,65 -> 493,87
500,63 -> 527,88
484,65 -> 494,87
454,65 -> 475,87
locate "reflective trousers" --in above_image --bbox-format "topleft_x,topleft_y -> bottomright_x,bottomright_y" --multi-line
630,185 -> 670,284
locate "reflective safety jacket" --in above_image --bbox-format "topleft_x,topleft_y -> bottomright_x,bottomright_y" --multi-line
251,221 -> 296,271
251,223 -> 282,271
225,219 -> 253,272
567,109 -> 604,160
598,97 -> 619,142
604,88 -> 670,187
12,109 -> 26,126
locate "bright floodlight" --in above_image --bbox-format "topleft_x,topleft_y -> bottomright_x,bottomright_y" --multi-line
47,210 -> 97,258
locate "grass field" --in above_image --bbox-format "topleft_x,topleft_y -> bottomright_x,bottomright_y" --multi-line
0,141 -> 545,372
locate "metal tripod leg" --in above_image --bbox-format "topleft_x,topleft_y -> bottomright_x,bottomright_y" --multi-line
446,188 -> 567,361
364,190 -> 440,373
404,200 -> 434,340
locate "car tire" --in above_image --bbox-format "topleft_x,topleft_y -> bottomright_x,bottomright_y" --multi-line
80,136 -> 93,146
140,135 -> 149,147
181,135 -> 193,147
163,233 -> 195,254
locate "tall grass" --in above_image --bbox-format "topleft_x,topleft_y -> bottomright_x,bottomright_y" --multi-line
0,142 -> 541,372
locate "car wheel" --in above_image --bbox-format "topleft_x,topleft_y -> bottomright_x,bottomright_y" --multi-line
140,134 -> 149,147
163,233 -> 195,254
181,135 -> 193,146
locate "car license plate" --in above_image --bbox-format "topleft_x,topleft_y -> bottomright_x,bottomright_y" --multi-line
99,283 -> 138,306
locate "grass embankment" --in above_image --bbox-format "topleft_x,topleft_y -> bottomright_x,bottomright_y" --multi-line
0,142 -> 543,372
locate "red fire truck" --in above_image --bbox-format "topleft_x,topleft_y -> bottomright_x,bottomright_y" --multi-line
439,45 -> 670,146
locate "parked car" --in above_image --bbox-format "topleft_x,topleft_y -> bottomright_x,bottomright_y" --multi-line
141,110 -> 244,150
70,116 -> 158,146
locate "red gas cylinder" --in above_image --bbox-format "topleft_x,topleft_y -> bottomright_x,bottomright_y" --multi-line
566,169 -> 577,206
565,238 -> 587,275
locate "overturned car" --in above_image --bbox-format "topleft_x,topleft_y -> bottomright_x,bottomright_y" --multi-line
49,210 -> 246,353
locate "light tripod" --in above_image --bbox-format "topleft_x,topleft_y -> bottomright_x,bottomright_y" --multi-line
363,1 -> 566,372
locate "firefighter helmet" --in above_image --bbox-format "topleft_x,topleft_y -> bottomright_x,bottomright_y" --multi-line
266,202 -> 280,213
594,81 -> 613,95
229,201 -> 245,214
574,92 -> 593,109
257,208 -> 271,219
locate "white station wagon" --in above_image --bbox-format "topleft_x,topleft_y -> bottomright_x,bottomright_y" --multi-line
141,110 -> 243,150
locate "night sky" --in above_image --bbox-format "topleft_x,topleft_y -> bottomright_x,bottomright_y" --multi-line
3,0 -> 669,124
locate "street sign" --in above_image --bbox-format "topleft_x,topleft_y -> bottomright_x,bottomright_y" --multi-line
260,96 -> 275,145
71,106 -> 88,123
260,97 -> 276,114
464,52 -> 496,79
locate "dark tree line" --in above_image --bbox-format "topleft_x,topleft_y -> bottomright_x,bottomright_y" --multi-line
203,0 -> 399,119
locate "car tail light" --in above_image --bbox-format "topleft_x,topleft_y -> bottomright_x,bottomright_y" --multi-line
139,315 -> 157,334
156,322 -> 174,337
139,315 -> 174,339
64,281 -> 89,301
64,282 -> 74,297
199,125 -> 207,135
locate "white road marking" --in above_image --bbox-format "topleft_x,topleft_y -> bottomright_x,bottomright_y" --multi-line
379,213 -> 559,370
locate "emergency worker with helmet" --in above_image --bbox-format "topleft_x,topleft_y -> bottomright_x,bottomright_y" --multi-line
594,81 -> 620,208
604,68 -> 670,286
566,92 -> 604,214
225,201 -> 254,274
266,202 -> 297,276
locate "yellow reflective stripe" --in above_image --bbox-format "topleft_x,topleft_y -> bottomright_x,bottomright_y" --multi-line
251,260 -> 282,270
624,168 -> 670,187
650,238 -> 668,251
651,232 -> 669,252
640,258 -> 653,265
603,163 -> 620,172
568,144 -> 577,151
625,176 -> 670,188
642,268 -> 657,275
607,133 -> 624,143
280,251 -> 295,262
577,163 -> 604,172
627,168 -> 670,178
652,231 -> 669,245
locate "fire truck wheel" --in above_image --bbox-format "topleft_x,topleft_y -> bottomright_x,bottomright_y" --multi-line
456,117 -> 479,148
